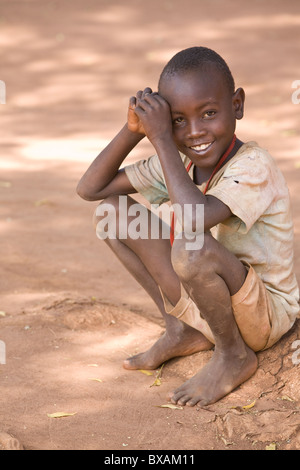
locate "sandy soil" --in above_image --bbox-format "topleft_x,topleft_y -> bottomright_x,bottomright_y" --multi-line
0,0 -> 300,451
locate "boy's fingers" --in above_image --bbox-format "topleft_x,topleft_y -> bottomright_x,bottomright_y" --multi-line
151,93 -> 168,104
129,96 -> 136,109
133,88 -> 166,113
133,106 -> 144,118
135,88 -> 153,105
142,93 -> 167,110
142,87 -> 153,97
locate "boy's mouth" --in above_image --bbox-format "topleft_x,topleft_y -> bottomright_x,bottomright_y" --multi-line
190,142 -> 213,154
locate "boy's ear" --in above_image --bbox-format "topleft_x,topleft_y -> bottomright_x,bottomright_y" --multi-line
232,87 -> 245,120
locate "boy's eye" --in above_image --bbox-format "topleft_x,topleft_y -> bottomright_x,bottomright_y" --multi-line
173,117 -> 184,125
203,110 -> 216,118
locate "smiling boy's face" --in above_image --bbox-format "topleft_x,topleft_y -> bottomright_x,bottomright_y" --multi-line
159,65 -> 245,170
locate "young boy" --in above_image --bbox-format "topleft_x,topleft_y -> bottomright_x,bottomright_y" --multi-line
77,47 -> 299,407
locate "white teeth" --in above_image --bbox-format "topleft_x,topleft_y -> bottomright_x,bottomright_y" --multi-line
191,143 -> 211,151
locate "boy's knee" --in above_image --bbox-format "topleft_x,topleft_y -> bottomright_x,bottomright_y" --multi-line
171,232 -> 214,282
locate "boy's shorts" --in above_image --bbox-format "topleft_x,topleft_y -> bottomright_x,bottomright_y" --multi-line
160,263 -> 293,352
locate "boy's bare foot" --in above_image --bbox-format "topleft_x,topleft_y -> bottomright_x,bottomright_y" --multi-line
123,322 -> 213,370
167,345 -> 258,407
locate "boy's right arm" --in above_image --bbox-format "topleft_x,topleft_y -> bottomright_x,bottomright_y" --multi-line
76,89 -> 151,201
76,125 -> 143,201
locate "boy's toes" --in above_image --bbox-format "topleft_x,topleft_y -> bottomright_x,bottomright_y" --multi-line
167,389 -> 189,405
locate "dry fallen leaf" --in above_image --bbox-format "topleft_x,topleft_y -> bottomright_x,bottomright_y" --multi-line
88,378 -> 103,383
230,400 -> 256,412
47,412 -> 77,418
280,395 -> 294,402
0,311 -> 6,317
34,199 -> 53,207
266,442 -> 277,450
242,400 -> 256,410
150,364 -> 164,387
156,404 -> 183,410
150,377 -> 162,387
220,436 -> 234,446
139,369 -> 153,376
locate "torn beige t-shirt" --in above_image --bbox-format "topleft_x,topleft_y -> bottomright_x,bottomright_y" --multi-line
125,142 -> 300,343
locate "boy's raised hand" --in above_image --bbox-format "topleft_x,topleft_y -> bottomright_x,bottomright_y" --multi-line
127,88 -> 152,136
128,88 -> 173,145
132,89 -> 173,145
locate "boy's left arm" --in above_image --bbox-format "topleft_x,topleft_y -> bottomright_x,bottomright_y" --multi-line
134,92 -> 232,233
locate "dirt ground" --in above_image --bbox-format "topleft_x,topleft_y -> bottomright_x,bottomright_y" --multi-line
1,0 -> 300,451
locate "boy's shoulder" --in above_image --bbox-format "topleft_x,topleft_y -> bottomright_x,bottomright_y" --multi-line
228,141 -> 276,168
220,141 -> 283,184
207,141 -> 289,210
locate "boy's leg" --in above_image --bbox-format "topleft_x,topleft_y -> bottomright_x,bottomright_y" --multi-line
94,195 -> 213,370
168,232 -> 258,406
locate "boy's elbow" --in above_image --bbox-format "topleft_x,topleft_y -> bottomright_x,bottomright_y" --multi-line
76,183 -> 96,201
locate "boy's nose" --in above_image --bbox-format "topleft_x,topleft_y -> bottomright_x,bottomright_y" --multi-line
187,120 -> 206,138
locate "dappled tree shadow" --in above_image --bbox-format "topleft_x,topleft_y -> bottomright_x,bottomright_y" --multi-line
1,0 -> 299,451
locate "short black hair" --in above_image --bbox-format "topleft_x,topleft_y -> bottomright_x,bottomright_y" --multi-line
158,46 -> 235,94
